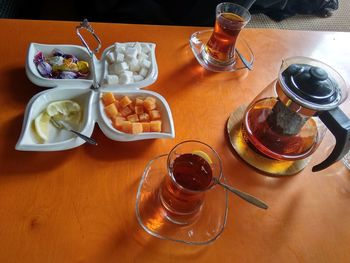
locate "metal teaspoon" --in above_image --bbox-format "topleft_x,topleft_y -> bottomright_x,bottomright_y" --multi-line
213,177 -> 268,209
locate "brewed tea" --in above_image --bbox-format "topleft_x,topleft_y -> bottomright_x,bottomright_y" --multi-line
204,13 -> 245,65
243,98 -> 318,160
159,153 -> 212,223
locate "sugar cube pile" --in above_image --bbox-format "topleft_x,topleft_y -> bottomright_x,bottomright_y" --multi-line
105,42 -> 153,85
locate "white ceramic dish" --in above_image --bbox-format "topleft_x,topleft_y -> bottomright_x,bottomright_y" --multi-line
17,42 -> 174,151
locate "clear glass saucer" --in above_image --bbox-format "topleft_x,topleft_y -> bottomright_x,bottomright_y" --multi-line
135,154 -> 229,245
189,29 -> 254,72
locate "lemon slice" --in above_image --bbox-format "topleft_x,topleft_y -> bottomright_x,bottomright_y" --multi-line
46,100 -> 81,123
192,150 -> 213,164
34,111 -> 51,142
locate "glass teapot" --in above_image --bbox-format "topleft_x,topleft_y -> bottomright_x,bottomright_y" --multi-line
242,57 -> 350,172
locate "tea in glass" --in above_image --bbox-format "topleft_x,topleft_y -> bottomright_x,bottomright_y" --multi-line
203,3 -> 251,66
159,140 -> 222,225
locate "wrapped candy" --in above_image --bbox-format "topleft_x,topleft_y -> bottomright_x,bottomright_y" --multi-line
33,49 -> 90,79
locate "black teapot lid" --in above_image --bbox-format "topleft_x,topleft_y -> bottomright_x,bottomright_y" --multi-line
278,57 -> 347,111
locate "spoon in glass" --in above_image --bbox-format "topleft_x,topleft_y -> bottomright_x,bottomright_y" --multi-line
212,177 -> 268,209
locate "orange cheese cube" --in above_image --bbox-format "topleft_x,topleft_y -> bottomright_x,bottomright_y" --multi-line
143,97 -> 157,111
149,110 -> 161,120
141,122 -> 150,132
120,96 -> 132,108
112,116 -> 126,129
114,100 -> 120,109
102,92 -> 116,106
135,97 -> 144,106
150,120 -> 162,132
127,114 -> 139,122
104,103 -> 119,118
120,106 -> 133,117
121,121 -> 132,133
135,105 -> 144,114
138,112 -> 150,122
131,123 -> 143,134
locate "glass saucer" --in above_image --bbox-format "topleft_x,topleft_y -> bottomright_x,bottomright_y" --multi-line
135,154 -> 229,245
189,29 -> 254,72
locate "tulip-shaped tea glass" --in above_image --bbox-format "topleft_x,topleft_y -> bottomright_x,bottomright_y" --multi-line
190,2 -> 253,72
135,140 -> 228,245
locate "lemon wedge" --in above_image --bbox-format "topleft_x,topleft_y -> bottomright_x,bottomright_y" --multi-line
34,111 -> 51,142
46,100 -> 81,123
192,150 -> 213,164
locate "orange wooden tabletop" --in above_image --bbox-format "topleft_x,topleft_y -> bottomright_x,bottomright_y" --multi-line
0,19 -> 350,263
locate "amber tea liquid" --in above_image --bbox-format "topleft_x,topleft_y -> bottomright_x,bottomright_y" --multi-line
243,98 -> 318,161
204,13 -> 245,65
159,153 -> 212,224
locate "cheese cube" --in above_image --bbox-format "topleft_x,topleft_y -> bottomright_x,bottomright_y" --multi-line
112,116 -> 126,129
149,110 -> 161,120
135,98 -> 144,106
150,121 -> 162,132
138,112 -> 150,122
120,106 -> 133,117
102,92 -> 116,106
121,121 -> 132,133
127,114 -> 139,123
104,103 -> 119,118
131,122 -> 143,134
120,96 -> 132,108
141,122 -> 150,132
135,105 -> 144,114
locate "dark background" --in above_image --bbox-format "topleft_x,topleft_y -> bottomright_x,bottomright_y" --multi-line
1,0 -> 339,25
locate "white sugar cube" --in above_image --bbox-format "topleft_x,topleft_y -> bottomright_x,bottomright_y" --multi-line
106,52 -> 115,64
119,73 -> 134,84
128,58 -> 141,72
133,42 -> 142,54
123,70 -> 134,77
110,62 -> 129,74
105,74 -> 119,84
115,52 -> 125,63
114,43 -> 126,53
141,43 -> 152,54
137,52 -> 148,61
140,59 -> 151,68
133,74 -> 144,82
139,67 -> 148,77
125,47 -> 138,59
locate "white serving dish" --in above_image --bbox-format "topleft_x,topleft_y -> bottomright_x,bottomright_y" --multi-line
16,42 -> 174,151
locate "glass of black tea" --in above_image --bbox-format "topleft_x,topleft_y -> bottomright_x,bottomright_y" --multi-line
159,140 -> 223,225
202,2 -> 251,66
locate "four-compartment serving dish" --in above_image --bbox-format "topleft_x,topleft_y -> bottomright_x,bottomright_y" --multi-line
16,42 -> 175,151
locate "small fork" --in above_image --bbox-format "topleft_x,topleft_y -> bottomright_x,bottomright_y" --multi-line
50,117 -> 98,146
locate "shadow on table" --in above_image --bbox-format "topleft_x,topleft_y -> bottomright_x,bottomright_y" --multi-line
166,43 -> 249,86
0,114 -> 72,176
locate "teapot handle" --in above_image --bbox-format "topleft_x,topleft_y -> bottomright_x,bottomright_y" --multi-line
312,107 -> 350,172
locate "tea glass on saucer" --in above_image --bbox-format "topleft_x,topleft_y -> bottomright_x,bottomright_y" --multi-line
135,140 -> 228,245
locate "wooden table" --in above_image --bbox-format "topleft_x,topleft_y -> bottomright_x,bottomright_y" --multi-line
0,19 -> 350,263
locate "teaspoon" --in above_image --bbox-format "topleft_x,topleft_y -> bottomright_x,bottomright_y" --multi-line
213,177 -> 268,209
